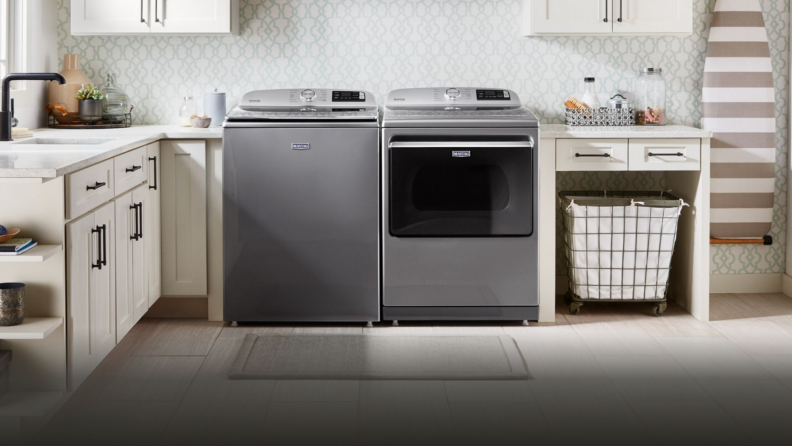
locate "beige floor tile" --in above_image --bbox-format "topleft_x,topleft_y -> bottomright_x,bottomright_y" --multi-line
292,326 -> 364,334
709,294 -> 766,322
271,380 -> 360,402
358,381 -> 451,433
629,400 -> 737,432
162,377 -> 275,446
655,336 -> 771,378
262,402 -> 358,446
97,356 -> 205,402
363,325 -> 435,336
639,302 -> 724,338
195,337 -> 245,378
444,380 -> 534,402
697,378 -> 792,429
133,319 -> 223,356
431,325 -> 505,335
447,400 -> 548,443
575,327 -> 668,356
750,355 -> 792,390
34,402 -> 179,446
217,324 -> 294,340
512,327 -> 609,379
596,355 -> 710,401
710,319 -> 792,355
530,379 -> 642,430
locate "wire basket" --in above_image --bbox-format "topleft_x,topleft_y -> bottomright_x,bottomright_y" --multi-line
565,108 -> 635,126
559,191 -> 688,316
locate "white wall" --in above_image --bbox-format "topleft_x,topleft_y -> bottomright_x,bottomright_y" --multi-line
10,0 -> 58,129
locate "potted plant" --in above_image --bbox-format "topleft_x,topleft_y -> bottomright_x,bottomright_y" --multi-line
75,84 -> 104,122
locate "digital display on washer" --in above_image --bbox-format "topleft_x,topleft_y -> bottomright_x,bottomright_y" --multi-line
476,90 -> 511,101
332,91 -> 366,102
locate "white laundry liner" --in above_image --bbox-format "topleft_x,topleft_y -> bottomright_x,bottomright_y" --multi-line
560,191 -> 688,301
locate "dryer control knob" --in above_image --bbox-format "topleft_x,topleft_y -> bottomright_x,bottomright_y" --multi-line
300,89 -> 316,102
445,88 -> 461,100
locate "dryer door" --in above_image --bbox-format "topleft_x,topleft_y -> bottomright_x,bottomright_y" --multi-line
389,139 -> 534,237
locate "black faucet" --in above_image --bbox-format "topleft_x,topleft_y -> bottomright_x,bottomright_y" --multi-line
1,73 -> 67,141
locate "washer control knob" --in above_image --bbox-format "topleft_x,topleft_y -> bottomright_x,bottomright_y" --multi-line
445,88 -> 461,100
300,89 -> 316,102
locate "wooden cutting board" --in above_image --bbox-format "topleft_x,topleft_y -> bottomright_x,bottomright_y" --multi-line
703,0 -> 776,239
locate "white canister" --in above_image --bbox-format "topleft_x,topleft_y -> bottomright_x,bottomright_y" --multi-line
203,90 -> 227,127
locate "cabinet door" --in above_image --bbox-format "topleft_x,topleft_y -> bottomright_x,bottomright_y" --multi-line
612,0 -> 692,34
93,203 -> 117,364
132,186 -> 150,323
71,0 -> 151,35
115,192 -> 135,342
151,0 -> 233,34
161,140 -> 208,296
528,0 -> 612,35
146,142 -> 162,308
66,212 -> 97,391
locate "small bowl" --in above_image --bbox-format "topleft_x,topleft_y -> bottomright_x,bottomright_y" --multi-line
0,228 -> 21,244
190,117 -> 212,128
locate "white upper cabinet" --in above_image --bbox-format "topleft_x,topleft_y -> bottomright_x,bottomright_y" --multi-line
70,0 -> 239,36
523,0 -> 693,36
612,0 -> 693,35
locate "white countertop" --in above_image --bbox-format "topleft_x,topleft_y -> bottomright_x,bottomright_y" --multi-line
540,124 -> 712,139
0,126 -> 222,179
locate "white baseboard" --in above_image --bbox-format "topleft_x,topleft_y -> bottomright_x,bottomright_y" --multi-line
782,274 -> 792,298
710,273 -> 783,294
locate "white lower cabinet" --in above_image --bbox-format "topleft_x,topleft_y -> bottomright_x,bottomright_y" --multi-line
161,140 -> 208,296
147,142 -> 162,307
115,185 -> 150,342
67,201 -> 116,391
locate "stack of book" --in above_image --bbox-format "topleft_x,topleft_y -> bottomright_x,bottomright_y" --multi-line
0,238 -> 38,256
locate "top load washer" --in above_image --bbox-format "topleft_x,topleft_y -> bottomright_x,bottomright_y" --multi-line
223,89 -> 380,323
382,88 -> 539,322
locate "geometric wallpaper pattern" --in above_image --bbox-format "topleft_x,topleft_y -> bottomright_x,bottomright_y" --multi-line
56,0 -> 789,275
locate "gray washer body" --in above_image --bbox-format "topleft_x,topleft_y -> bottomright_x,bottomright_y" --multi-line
223,119 -> 380,322
382,103 -> 540,321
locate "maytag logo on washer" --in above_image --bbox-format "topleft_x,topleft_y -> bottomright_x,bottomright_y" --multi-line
452,151 -> 471,157
292,143 -> 310,150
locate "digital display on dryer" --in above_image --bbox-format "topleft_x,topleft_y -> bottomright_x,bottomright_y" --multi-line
476,90 -> 511,101
332,91 -> 366,102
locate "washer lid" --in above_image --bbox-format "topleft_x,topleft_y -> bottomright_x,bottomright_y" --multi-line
226,88 -> 378,122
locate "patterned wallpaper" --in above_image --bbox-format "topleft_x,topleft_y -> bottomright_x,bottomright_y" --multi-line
56,0 -> 789,276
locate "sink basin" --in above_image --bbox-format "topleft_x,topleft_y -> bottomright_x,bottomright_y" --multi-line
12,138 -> 114,145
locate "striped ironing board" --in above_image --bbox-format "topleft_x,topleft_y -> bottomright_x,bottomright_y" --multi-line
703,0 -> 776,239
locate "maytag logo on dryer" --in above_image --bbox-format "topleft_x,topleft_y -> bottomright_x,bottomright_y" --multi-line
292,143 -> 310,150
452,151 -> 471,158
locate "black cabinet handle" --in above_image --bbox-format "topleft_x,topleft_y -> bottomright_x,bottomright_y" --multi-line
130,204 -> 140,241
140,0 -> 145,23
618,0 -> 623,22
648,152 -> 684,157
92,226 -> 102,269
100,225 -> 107,266
149,156 -> 158,190
87,181 -> 106,191
155,0 -> 160,22
126,165 -> 142,173
576,153 -> 611,158
138,203 -> 144,239
604,0 -> 608,22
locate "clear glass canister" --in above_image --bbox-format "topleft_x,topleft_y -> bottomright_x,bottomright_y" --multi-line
179,97 -> 199,127
634,68 -> 666,125
101,72 -> 132,123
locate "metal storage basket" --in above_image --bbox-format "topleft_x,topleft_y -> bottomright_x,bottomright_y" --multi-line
559,191 -> 688,316
565,108 -> 635,126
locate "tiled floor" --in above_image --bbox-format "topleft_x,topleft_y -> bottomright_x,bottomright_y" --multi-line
25,293 -> 792,446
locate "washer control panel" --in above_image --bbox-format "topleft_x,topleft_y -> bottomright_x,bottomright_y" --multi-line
385,88 -> 522,110
477,90 -> 511,101
239,89 -> 377,112
332,91 -> 366,102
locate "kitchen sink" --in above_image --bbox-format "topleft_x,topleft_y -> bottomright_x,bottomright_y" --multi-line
12,138 -> 114,145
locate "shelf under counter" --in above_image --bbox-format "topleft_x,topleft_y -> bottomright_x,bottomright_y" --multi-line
0,317 -> 64,340
0,245 -> 62,263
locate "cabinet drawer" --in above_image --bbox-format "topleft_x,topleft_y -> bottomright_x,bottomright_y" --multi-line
114,147 -> 148,196
556,139 -> 628,171
66,159 -> 115,219
629,139 -> 701,171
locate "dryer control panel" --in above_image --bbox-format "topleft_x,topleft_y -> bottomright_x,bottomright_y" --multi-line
385,88 -> 522,110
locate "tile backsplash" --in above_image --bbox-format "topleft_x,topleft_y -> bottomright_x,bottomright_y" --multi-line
57,0 -> 789,276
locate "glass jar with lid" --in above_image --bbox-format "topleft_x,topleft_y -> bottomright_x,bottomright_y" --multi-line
101,72 -> 132,123
179,97 -> 199,127
634,68 -> 667,125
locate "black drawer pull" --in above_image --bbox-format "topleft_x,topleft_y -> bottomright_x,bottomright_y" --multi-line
648,152 -> 684,157
130,204 -> 141,241
576,153 -> 611,158
149,156 -> 158,190
87,181 -> 106,191
126,165 -> 142,173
